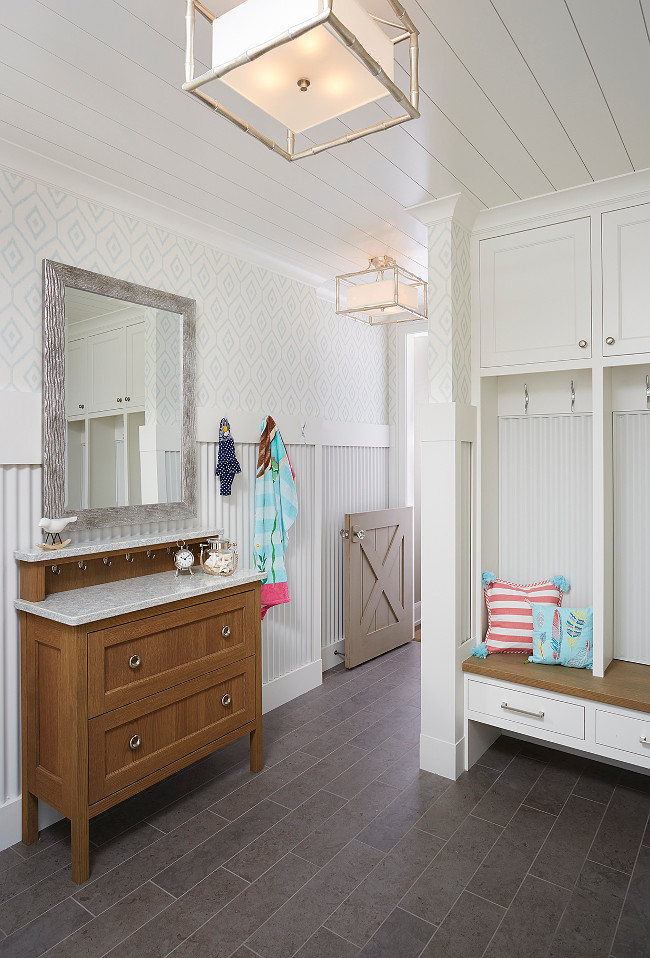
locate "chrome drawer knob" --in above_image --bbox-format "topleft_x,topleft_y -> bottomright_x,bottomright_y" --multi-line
129,654 -> 141,670
221,693 -> 232,708
129,734 -> 141,750
605,336 -> 615,345
578,340 -> 588,348
222,625 -> 231,638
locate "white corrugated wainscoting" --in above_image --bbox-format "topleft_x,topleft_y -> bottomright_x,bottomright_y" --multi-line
320,445 -> 389,669
499,415 -> 593,608
613,412 -> 650,666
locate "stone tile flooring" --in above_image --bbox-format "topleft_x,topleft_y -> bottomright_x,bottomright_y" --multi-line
1,640 -> 649,957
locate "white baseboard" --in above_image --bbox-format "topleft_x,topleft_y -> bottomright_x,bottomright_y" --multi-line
0,796 -> 63,853
262,659 -> 322,714
321,640 -> 345,672
420,732 -> 464,781
414,601 -> 421,627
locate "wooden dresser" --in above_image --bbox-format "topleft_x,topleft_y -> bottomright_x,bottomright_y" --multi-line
15,532 -> 264,884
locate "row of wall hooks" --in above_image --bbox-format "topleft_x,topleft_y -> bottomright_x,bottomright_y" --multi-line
523,381 -> 577,415
49,552 -> 159,575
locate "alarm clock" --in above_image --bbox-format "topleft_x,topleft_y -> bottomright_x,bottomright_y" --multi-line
173,541 -> 195,576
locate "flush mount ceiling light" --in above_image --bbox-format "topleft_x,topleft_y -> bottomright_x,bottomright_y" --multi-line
336,256 -> 427,324
183,0 -> 420,161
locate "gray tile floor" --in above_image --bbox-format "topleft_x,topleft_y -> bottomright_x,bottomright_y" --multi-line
1,640 -> 649,958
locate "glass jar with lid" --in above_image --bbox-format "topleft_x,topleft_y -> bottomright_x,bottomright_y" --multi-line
199,531 -> 238,576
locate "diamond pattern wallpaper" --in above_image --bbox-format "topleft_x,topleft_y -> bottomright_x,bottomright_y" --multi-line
0,169 -> 388,424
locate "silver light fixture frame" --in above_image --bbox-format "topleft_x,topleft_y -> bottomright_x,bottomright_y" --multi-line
336,256 -> 428,325
183,0 -> 420,161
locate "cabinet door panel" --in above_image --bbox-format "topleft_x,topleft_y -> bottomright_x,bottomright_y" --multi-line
65,338 -> 87,417
125,323 -> 145,408
602,204 -> 650,356
88,327 -> 125,413
480,218 -> 592,367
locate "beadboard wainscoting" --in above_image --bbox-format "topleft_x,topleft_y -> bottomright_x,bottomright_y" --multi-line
321,445 -> 390,670
614,412 -> 650,667
498,414 -> 594,609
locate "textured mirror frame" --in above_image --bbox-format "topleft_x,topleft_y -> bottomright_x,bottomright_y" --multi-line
42,259 -> 197,529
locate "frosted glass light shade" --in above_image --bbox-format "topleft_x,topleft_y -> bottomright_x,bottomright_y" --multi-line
212,0 -> 395,133
336,260 -> 427,325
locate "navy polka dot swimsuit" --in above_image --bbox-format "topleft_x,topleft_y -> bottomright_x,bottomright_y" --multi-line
215,418 -> 241,496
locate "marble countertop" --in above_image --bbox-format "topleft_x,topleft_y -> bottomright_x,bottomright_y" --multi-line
15,528 -> 220,563
15,568 -> 264,626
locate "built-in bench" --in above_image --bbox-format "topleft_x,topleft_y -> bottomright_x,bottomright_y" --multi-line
462,654 -> 650,773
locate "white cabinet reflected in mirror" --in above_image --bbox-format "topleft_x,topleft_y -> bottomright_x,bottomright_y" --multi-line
43,260 -> 196,530
64,289 -> 182,511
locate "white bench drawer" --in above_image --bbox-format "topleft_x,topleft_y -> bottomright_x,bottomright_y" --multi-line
595,709 -> 650,759
467,679 -> 585,740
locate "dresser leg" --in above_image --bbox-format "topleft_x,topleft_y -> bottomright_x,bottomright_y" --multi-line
22,791 -> 38,845
71,815 -> 90,885
250,727 -> 263,773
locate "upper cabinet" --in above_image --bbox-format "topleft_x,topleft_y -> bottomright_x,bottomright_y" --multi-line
602,203 -> 650,357
480,218 -> 592,368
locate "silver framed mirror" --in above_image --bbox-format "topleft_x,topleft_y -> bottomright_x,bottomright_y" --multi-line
42,259 -> 197,529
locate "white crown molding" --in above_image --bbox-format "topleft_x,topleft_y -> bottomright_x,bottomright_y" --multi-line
408,193 -> 481,234
0,139 -> 329,290
473,167 -> 650,236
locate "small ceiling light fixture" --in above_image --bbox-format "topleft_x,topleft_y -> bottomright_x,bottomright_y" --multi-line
336,255 -> 427,325
183,0 -> 420,162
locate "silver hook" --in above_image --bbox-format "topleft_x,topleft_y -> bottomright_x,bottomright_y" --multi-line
570,380 -> 575,414
301,422 -> 307,444
524,384 -> 529,415
646,375 -> 649,411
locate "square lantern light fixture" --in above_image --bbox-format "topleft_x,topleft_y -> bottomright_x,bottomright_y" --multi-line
336,256 -> 427,325
183,0 -> 420,161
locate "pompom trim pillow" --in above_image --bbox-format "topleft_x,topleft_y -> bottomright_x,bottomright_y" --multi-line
482,571 -> 569,654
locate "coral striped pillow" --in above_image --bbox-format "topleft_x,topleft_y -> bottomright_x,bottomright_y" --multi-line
483,572 -> 568,654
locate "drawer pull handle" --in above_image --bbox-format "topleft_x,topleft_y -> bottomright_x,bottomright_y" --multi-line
221,693 -> 232,708
222,626 -> 231,638
129,654 -> 141,670
129,734 -> 141,750
641,736 -> 649,745
501,701 -> 544,719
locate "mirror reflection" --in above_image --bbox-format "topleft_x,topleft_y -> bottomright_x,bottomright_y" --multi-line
64,288 -> 182,511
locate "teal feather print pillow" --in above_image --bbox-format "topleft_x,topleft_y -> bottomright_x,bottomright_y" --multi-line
529,603 -> 593,669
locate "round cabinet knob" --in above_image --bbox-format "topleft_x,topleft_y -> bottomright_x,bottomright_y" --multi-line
221,693 -> 232,708
129,734 -> 141,750
78,404 -> 85,409
125,396 -> 131,402
221,625 -> 231,638
605,336 -> 616,346
578,340 -> 588,349
117,397 -> 123,403
128,653 -> 141,670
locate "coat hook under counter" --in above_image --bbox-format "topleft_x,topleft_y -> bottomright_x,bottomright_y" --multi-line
570,380 -> 575,414
125,553 -> 134,563
524,383 -> 529,415
78,561 -> 87,572
50,564 -> 61,575
102,557 -> 112,567
146,550 -> 156,559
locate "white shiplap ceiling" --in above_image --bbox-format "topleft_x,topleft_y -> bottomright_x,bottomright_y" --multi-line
1,0 -> 649,288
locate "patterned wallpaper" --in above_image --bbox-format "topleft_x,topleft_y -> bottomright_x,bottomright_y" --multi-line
145,308 -> 181,427
426,218 -> 472,404
0,169 -> 388,424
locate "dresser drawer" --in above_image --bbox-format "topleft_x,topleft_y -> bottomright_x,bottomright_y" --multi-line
88,590 -> 255,715
467,679 -> 585,740
88,656 -> 255,803
595,709 -> 650,760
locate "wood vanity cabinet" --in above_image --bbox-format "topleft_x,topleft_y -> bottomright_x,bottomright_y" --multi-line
19,566 -> 262,884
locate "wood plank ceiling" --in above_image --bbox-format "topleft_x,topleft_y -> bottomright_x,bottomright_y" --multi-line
1,0 -> 649,288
